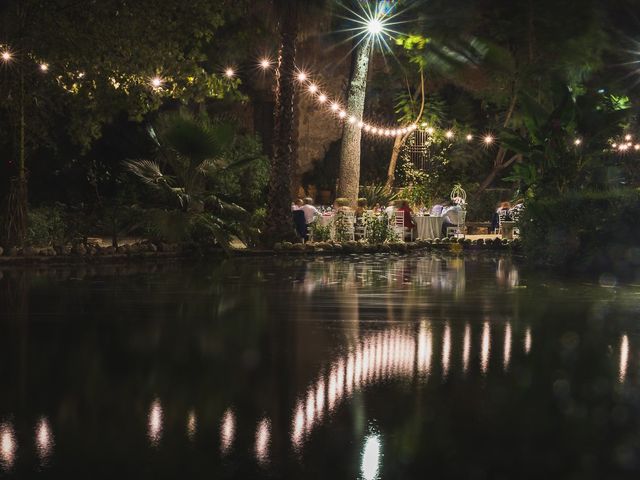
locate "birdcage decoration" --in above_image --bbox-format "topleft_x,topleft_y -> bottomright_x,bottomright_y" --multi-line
450,183 -> 467,209
403,128 -> 432,171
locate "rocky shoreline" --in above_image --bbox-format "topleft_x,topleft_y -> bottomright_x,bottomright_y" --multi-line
0,237 -> 520,266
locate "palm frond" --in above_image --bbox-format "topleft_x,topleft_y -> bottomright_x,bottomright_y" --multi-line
125,159 -> 174,188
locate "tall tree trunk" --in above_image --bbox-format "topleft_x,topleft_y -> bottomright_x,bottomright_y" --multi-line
4,3 -> 28,247
336,36 -> 373,203
264,4 -> 299,245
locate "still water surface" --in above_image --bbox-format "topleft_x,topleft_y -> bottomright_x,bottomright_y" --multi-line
0,254 -> 639,479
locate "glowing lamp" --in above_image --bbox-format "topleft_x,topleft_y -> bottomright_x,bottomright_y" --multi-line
224,68 -> 235,78
308,83 -> 318,93
445,130 -> 454,139
574,139 -> 582,146
318,94 -> 327,103
39,63 -> 49,72
338,110 -> 347,119
330,102 -> 340,112
150,76 -> 163,88
367,18 -> 383,35
1,51 -> 11,62
259,58 -> 271,69
466,134 -> 473,141
484,135 -> 494,144
296,71 -> 307,82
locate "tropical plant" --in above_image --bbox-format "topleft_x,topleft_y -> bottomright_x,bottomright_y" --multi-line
359,185 -> 398,207
125,110 -> 259,250
364,214 -> 398,245
500,86 -> 635,196
309,221 -> 332,242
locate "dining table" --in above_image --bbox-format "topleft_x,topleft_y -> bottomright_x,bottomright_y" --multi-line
414,215 -> 444,239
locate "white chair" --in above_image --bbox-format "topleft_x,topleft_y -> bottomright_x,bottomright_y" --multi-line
446,210 -> 466,238
497,209 -> 510,235
333,211 -> 355,241
393,211 -> 414,242
355,214 -> 367,240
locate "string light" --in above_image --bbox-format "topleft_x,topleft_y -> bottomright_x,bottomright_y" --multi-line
4,43 -> 638,146
150,76 -> 163,88
259,58 -> 271,70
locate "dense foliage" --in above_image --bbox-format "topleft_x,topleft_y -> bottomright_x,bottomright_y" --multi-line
520,189 -> 640,275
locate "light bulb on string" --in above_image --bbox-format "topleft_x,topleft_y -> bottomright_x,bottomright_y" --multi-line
39,63 -> 49,72
338,110 -> 347,119
426,127 -> 435,135
259,58 -> 271,70
484,135 -> 494,145
1,50 -> 12,63
574,138 -> 582,146
330,102 -> 340,112
308,83 -> 318,94
296,71 -> 308,82
150,76 -> 164,89
635,144 -> 640,151
445,130 -> 454,139
224,67 -> 235,78
466,134 -> 473,142
625,134 -> 632,141
318,94 -> 327,103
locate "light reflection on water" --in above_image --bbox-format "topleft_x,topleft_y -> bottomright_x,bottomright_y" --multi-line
147,399 -> 163,447
0,254 -> 637,477
361,433 -> 382,480
220,409 -> 235,455
35,417 -> 54,463
0,422 -> 16,471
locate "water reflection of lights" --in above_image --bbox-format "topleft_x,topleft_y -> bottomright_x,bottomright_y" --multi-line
0,422 -> 16,470
481,322 -> 491,374
220,409 -> 235,454
35,417 -> 54,462
462,323 -> 471,374
524,327 -> 532,354
503,323 -> 512,371
361,433 -> 382,480
442,323 -> 451,379
187,410 -> 197,441
619,334 -> 629,383
147,399 -> 163,446
255,418 -> 271,466
417,321 -> 432,375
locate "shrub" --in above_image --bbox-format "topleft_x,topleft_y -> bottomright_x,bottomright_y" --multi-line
364,214 -> 398,245
359,185 -> 398,207
309,222 -> 332,242
26,206 -> 66,246
521,189 -> 640,275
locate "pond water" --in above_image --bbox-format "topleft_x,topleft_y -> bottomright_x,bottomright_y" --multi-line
0,254 -> 639,479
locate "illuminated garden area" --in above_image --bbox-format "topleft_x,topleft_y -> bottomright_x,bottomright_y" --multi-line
1,0 -> 640,478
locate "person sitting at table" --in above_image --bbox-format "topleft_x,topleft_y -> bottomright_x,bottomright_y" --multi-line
291,198 -> 303,211
301,197 -> 320,225
430,199 -> 446,216
384,200 -> 398,219
490,201 -> 511,233
355,198 -> 368,218
397,200 -> 416,229
441,203 -> 463,236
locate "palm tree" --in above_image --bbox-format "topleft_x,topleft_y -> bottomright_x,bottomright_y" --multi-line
337,34 -> 373,203
126,110 -> 257,250
264,0 -> 329,245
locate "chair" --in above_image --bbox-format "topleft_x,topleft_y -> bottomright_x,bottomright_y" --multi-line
497,209 -> 511,235
355,214 -> 367,240
393,212 -> 414,242
333,211 -> 355,241
446,210 -> 466,238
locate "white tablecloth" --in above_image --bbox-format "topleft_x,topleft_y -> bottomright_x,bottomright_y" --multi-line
415,216 -> 444,239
